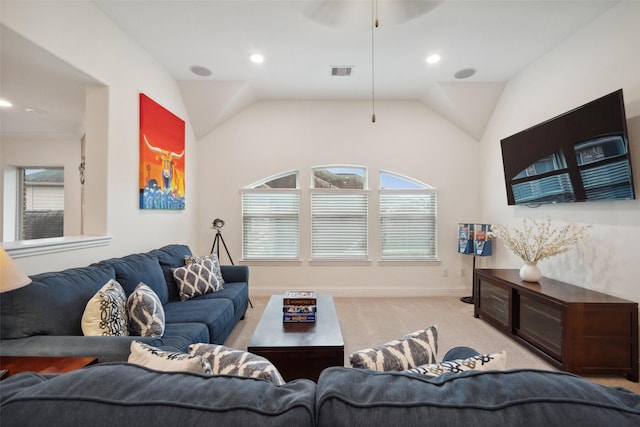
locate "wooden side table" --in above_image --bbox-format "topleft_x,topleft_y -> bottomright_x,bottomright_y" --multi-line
0,356 -> 98,379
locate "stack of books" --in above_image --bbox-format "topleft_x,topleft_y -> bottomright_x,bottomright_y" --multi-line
283,291 -> 317,323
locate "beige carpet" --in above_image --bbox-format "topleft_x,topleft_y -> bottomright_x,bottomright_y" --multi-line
224,296 -> 640,393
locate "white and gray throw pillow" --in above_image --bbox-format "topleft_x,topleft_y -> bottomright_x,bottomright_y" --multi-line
128,341 -> 212,374
349,325 -> 438,371
81,279 -> 129,336
185,254 -> 225,285
127,282 -> 165,337
172,258 -> 221,301
406,351 -> 507,377
189,343 -> 285,385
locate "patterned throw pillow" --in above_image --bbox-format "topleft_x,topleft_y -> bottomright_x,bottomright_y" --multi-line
185,254 -> 225,285
81,279 -> 129,336
171,258 -> 221,301
349,325 -> 438,371
189,343 -> 285,385
128,341 -> 212,374
127,282 -> 165,337
406,351 -> 507,377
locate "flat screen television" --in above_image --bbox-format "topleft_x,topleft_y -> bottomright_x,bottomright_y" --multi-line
500,89 -> 635,205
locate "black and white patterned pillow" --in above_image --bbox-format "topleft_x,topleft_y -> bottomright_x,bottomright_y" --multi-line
81,279 -> 129,336
349,325 -> 438,371
185,254 -> 225,285
189,343 -> 285,385
127,282 -> 165,337
128,341 -> 212,374
406,351 -> 507,377
171,258 -> 222,301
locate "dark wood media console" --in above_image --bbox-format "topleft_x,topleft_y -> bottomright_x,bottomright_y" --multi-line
474,269 -> 638,382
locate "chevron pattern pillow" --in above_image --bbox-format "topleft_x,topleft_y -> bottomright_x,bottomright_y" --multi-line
127,282 -> 165,337
172,258 -> 222,301
406,351 -> 507,377
189,343 -> 285,385
128,341 -> 212,374
81,279 -> 129,336
349,325 -> 438,371
185,254 -> 225,285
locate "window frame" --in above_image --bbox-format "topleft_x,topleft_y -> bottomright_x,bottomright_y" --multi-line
379,171 -> 438,261
241,171 -> 300,261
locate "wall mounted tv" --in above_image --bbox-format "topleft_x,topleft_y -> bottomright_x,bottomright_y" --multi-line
500,89 -> 636,205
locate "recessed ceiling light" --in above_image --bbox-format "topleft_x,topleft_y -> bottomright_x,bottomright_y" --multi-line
190,65 -> 212,77
250,54 -> 265,64
0,99 -> 13,108
426,54 -> 441,64
454,68 -> 476,79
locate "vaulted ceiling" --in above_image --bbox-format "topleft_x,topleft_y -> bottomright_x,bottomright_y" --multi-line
1,1 -> 618,141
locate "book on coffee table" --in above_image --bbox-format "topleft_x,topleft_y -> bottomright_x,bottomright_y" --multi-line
283,291 -> 317,323
284,290 -> 317,306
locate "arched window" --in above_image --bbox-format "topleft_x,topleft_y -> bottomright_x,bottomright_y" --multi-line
241,171 -> 299,259
311,166 -> 368,259
380,171 -> 437,259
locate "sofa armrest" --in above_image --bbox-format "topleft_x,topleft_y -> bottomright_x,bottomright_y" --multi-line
0,336 -> 161,363
220,265 -> 249,284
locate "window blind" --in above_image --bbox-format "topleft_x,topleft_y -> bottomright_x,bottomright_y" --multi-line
311,192 -> 368,259
380,191 -> 437,258
242,191 -> 299,259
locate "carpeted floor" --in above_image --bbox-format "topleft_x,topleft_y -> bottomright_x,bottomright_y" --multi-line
224,296 -> 640,393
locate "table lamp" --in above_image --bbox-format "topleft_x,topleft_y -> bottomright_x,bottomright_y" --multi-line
1,247 -> 32,292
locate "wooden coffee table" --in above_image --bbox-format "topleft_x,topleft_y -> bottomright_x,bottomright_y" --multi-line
248,294 -> 344,382
0,356 -> 98,379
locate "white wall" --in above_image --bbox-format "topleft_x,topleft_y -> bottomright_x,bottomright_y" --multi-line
1,1 -> 199,273
479,2 -> 640,302
197,100 -> 481,296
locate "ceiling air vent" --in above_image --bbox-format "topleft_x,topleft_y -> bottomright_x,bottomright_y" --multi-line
331,66 -> 353,76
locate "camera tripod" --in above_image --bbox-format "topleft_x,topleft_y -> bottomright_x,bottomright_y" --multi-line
209,224 -> 253,308
210,228 -> 234,265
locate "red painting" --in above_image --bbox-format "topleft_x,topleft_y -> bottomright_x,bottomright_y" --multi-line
139,93 -> 186,209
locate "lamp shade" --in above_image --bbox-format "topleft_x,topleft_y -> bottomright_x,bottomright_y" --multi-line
0,247 -> 32,292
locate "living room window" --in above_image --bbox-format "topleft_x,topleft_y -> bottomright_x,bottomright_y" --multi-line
18,167 -> 65,240
241,167 -> 437,262
311,166 -> 368,260
241,171 -> 300,260
380,171 -> 437,259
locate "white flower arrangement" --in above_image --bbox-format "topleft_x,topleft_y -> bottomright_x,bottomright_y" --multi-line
489,217 -> 591,263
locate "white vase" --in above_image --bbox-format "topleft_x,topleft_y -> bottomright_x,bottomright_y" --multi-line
519,262 -> 542,282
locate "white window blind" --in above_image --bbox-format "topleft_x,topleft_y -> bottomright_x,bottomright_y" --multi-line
311,192 -> 368,259
242,191 -> 299,259
380,191 -> 437,259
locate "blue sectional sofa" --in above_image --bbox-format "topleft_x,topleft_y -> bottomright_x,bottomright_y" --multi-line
1,363 -> 639,426
0,244 -> 249,361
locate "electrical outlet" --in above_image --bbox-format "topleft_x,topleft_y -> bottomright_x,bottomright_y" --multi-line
443,268 -> 449,277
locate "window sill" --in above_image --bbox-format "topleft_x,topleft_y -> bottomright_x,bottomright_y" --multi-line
2,235 -> 112,258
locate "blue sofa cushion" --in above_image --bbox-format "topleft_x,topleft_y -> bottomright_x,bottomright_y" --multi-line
156,322 -> 210,353
0,363 -> 317,427
148,244 -> 192,302
192,282 -> 248,323
164,298 -> 235,344
98,253 -> 168,304
1,264 -> 116,338
315,367 -> 640,426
